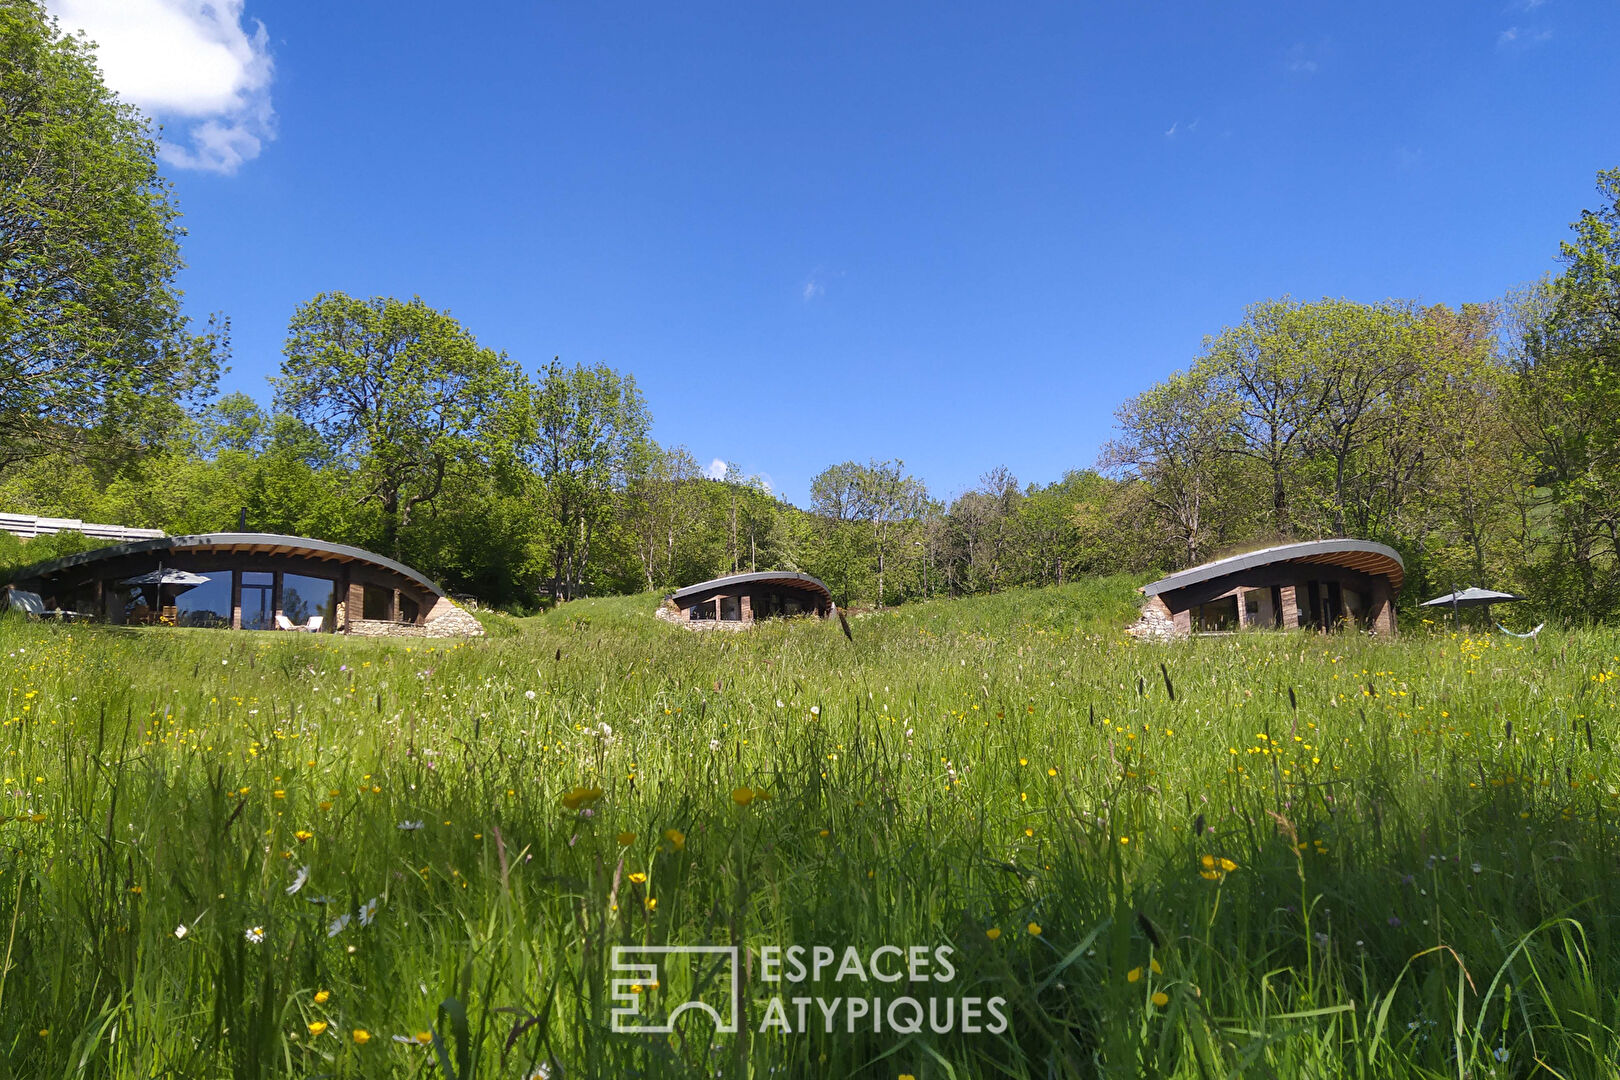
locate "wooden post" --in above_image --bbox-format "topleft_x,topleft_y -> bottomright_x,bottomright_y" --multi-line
1279,585 -> 1301,629
231,569 -> 243,630
272,572 -> 284,627
347,581 -> 364,626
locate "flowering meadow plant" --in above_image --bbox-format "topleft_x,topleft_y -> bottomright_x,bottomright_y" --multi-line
0,578 -> 1617,1077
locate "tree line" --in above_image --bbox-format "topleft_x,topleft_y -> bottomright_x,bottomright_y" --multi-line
3,2 -> 1617,618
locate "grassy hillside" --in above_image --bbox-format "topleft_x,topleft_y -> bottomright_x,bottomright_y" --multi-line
1,579 -> 1618,1077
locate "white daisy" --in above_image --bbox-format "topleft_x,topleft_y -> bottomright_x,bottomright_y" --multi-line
287,865 -> 310,895
358,897 -> 378,927
244,926 -> 265,944
327,913 -> 351,937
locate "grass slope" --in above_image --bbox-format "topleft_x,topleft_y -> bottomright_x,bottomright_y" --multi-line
0,579 -> 1618,1078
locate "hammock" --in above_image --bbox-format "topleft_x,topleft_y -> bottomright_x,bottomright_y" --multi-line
1496,622 -> 1545,639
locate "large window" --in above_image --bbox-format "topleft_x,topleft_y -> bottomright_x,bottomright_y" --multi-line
282,574 -> 335,630
1192,595 -> 1239,633
175,574 -> 232,628
241,572 -> 274,631
362,584 -> 393,621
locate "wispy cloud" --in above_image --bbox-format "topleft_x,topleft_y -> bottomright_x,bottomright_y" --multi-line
1284,43 -> 1320,75
1511,0 -> 1549,11
1497,25 -> 1553,48
802,278 -> 825,301
704,458 -> 728,481
1163,118 -> 1199,139
46,0 -> 275,174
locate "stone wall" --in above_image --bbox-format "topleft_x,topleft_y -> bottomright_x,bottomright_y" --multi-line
344,596 -> 484,638
1126,595 -> 1185,640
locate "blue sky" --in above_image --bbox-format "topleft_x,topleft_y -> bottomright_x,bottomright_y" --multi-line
48,1 -> 1620,505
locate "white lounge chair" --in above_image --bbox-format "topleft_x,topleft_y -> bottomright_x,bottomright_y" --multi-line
305,615 -> 323,632
275,614 -> 296,631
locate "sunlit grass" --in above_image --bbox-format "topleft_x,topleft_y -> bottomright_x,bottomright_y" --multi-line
1,579 -> 1618,1077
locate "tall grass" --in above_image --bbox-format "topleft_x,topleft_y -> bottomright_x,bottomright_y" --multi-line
0,577 -> 1617,1077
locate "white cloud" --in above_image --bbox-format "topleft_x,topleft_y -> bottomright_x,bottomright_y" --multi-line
802,279 -> 825,301
704,458 -> 728,480
1284,43 -> 1320,75
46,0 -> 275,173
1497,25 -> 1552,47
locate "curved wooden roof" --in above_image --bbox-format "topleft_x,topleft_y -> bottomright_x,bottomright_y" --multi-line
10,533 -> 445,597
1141,539 -> 1404,597
670,570 -> 832,606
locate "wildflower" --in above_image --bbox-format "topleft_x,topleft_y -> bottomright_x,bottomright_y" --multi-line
1151,991 -> 1170,1008
273,790 -> 285,799
288,866 -> 310,895
525,690 -> 536,700
664,828 -> 686,850
307,1021 -> 328,1036
130,885 -> 143,895
328,913 -> 351,937
616,831 -> 636,846
314,990 -> 331,1004
810,706 -> 821,716
753,787 -> 773,801
1027,922 -> 1042,936
295,830 -> 313,843
353,1029 -> 371,1044
986,928 -> 1002,940
1151,959 -> 1162,974
561,787 -> 602,811
397,820 -> 424,832
1494,1047 -> 1509,1063
1219,858 -> 1238,873
415,1032 -> 432,1045
174,925 -> 189,940
646,897 -> 658,910
359,898 -> 379,926
731,787 -> 755,807
1126,967 -> 1142,983
628,872 -> 647,884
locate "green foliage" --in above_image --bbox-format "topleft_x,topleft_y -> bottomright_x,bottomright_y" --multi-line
275,293 -> 527,557
2,587 -> 1618,1076
0,0 -> 222,471
522,359 -> 652,600
0,529 -> 111,581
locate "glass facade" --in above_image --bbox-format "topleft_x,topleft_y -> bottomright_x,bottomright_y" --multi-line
174,575 -> 232,628
281,574 -> 335,630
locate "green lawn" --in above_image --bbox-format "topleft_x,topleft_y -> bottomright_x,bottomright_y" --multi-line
1,579 -> 1617,1078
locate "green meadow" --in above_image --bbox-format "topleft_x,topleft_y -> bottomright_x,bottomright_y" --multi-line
2,579 -> 1619,1079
